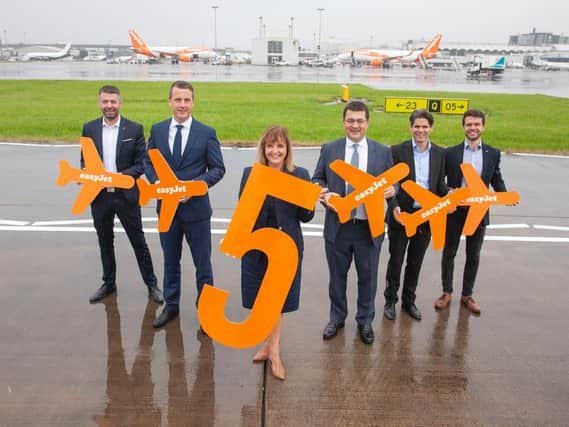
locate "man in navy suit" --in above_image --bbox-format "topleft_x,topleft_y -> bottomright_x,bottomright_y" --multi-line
436,109 -> 509,314
384,110 -> 448,322
82,85 -> 162,304
313,101 -> 395,344
145,81 -> 225,328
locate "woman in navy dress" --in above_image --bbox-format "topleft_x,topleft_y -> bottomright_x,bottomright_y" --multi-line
239,125 -> 314,380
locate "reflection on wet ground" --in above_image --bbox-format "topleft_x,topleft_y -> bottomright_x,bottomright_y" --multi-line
1,62 -> 569,97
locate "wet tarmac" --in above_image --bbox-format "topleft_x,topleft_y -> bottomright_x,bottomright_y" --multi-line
1,145 -> 569,426
2,61 -> 569,98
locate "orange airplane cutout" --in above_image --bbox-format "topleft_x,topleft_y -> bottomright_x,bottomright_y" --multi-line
197,163 -> 320,348
459,163 -> 520,236
327,161 -> 410,237
137,149 -> 208,232
398,181 -> 470,250
56,137 -> 135,214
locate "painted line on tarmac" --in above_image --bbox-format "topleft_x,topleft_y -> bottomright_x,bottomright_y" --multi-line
486,224 -> 529,229
533,224 -> 569,232
0,219 -> 30,226
1,142 -> 257,151
513,152 -> 569,159
1,144 -> 567,158
1,225 -> 569,243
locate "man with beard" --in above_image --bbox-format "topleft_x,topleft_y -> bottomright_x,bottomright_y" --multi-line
436,109 -> 509,314
82,85 -> 163,305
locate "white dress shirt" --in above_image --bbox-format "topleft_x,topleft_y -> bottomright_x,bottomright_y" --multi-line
169,116 -> 193,156
102,116 -> 120,173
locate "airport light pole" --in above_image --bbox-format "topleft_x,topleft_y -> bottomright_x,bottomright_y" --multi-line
212,5 -> 219,49
258,16 -> 263,39
317,8 -> 325,55
290,17 -> 294,39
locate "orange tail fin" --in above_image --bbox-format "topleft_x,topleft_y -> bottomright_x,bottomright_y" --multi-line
398,212 -> 418,238
328,195 -> 355,223
128,29 -> 154,57
422,34 -> 442,59
137,178 -> 152,206
56,160 -> 75,187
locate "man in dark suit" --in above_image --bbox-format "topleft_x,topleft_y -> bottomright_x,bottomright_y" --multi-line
82,85 -> 162,304
436,109 -> 509,314
145,81 -> 225,328
384,110 -> 448,321
313,101 -> 395,344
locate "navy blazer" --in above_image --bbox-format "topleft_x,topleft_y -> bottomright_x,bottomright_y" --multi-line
144,118 -> 225,222
239,166 -> 315,253
81,116 -> 146,204
387,140 -> 448,227
312,137 -> 394,246
446,141 -> 506,226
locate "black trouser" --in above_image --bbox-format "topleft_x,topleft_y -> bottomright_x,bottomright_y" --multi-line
91,191 -> 157,288
441,208 -> 486,297
385,221 -> 431,306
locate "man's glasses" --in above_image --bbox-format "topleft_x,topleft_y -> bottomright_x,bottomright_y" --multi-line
344,119 -> 367,125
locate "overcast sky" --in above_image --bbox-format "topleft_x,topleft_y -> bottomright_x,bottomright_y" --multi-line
3,0 -> 568,50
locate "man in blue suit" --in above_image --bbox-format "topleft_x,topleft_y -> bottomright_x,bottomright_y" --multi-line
436,109 -> 510,314
82,85 -> 162,305
145,81 -> 225,328
313,101 -> 395,344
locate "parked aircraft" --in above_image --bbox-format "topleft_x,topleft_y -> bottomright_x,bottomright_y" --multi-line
128,29 -> 216,63
336,34 -> 442,67
532,53 -> 569,71
20,43 -> 71,61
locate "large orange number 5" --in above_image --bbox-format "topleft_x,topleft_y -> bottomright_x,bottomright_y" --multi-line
197,163 -> 320,348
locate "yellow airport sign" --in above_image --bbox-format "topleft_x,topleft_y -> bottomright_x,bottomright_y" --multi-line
439,98 -> 469,114
384,97 -> 469,115
384,97 -> 428,113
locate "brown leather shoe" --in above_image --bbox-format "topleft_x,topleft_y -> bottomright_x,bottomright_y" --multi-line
461,296 -> 481,314
434,292 -> 452,309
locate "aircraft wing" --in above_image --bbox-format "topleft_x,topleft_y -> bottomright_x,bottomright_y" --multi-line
157,199 -> 179,233
148,149 -> 178,184
329,160 -> 375,189
460,163 -> 486,193
461,205 -> 489,236
428,213 -> 447,250
80,137 -> 105,172
71,183 -> 102,214
401,180 -> 439,208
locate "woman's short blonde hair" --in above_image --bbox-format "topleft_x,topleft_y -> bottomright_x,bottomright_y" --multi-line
255,125 -> 295,172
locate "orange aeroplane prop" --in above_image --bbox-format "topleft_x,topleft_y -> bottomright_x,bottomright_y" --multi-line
459,163 -> 520,236
137,149 -> 208,232
327,161 -> 410,237
197,163 -> 320,348
398,181 -> 470,250
56,137 -> 135,214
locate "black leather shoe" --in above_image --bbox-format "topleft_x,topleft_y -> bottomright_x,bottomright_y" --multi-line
147,285 -> 164,304
357,324 -> 374,344
322,321 -> 345,340
152,306 -> 179,328
384,302 -> 396,320
89,284 -> 116,303
402,303 -> 422,321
